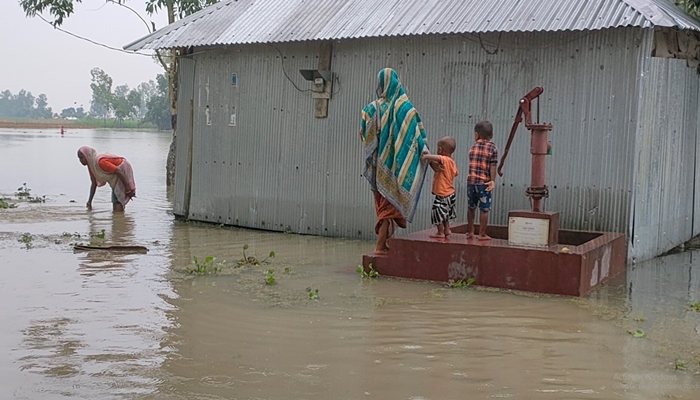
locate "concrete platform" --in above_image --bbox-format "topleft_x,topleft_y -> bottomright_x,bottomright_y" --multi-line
362,223 -> 626,297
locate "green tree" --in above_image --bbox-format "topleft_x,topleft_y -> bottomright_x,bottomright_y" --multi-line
136,80 -> 157,119
89,67 -> 113,124
61,107 -> 77,118
0,89 -> 52,119
112,84 -> 141,125
32,93 -> 52,119
676,0 -> 700,19
21,0 -> 218,116
144,73 -> 171,130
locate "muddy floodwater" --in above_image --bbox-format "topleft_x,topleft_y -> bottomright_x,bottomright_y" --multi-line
1,128 -> 699,399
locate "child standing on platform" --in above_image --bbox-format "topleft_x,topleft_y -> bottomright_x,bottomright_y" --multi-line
421,136 -> 459,238
467,121 -> 498,241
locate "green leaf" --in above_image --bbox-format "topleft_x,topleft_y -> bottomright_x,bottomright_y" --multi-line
633,329 -> 645,338
243,244 -> 249,250
269,251 -> 275,258
205,256 -> 215,264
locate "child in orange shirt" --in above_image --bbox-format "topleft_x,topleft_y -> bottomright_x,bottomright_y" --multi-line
421,136 -> 459,238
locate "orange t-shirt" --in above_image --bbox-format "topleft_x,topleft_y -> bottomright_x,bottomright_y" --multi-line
98,157 -> 123,173
432,155 -> 459,196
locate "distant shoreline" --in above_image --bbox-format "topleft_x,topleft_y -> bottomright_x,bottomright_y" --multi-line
0,120 -> 89,130
0,119 -> 165,131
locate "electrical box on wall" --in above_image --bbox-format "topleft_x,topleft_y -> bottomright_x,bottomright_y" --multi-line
299,69 -> 334,118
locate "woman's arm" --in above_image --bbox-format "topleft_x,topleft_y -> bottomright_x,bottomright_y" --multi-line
87,175 -> 97,209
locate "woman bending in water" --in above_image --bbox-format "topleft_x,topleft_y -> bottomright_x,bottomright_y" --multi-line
77,146 -> 136,212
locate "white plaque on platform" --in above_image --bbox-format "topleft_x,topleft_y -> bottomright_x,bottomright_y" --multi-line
508,217 -> 550,248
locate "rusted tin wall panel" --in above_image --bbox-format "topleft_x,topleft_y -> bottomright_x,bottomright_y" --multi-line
181,29 -> 653,243
632,57 -> 699,261
173,57 -> 196,216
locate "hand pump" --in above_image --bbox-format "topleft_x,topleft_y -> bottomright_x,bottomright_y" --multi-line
497,87 -> 553,212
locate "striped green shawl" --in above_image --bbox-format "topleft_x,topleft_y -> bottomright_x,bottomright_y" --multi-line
360,68 -> 429,223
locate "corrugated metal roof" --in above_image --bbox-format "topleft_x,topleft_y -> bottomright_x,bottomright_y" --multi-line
125,0 -> 700,50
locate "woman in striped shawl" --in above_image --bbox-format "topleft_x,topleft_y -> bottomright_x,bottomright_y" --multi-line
360,68 -> 430,254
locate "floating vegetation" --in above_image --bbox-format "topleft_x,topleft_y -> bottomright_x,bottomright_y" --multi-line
236,244 -> 275,267
306,287 -> 319,300
15,183 -> 31,198
675,360 -> 688,371
690,302 -> 700,312
0,197 -> 17,209
265,269 -> 276,285
19,233 -> 33,249
14,183 -> 46,203
627,329 -> 645,338
186,256 -> 222,275
447,277 -> 476,288
357,263 -> 380,278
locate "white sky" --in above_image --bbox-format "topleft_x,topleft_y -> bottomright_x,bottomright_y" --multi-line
0,1 -> 169,112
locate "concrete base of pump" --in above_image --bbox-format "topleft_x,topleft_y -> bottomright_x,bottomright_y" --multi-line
361,223 -> 626,297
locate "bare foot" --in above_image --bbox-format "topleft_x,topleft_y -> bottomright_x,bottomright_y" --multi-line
477,235 -> 491,241
429,233 -> 445,239
373,249 -> 389,255
466,232 -> 475,240
444,228 -> 452,237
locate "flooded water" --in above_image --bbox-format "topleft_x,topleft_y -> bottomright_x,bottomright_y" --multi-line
1,128 -> 699,399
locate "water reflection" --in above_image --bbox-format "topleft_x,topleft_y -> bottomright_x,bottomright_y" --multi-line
77,212 -> 138,276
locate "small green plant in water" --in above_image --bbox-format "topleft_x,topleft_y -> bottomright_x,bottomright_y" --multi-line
1,197 -> 18,209
284,267 -> 291,275
15,183 -> 31,198
690,302 -> 700,312
27,195 -> 46,203
92,229 -> 106,239
19,233 -> 33,249
634,317 -> 646,322
357,263 -> 380,278
0,197 -> 17,209
627,329 -> 645,338
265,269 -> 276,285
306,287 -> 319,299
237,244 -> 276,267
675,360 -> 688,371
447,277 -> 476,288
185,256 -> 221,275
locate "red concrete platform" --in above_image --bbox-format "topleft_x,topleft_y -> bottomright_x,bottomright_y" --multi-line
362,223 -> 626,297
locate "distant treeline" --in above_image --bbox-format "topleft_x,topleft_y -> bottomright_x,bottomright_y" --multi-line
0,90 -> 53,119
0,68 -> 172,130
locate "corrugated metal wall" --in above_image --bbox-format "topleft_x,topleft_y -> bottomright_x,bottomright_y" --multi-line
631,57 -> 700,262
175,28 -> 650,243
173,57 -> 196,216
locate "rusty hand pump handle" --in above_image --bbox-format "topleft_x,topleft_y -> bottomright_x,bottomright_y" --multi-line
497,86 -> 545,177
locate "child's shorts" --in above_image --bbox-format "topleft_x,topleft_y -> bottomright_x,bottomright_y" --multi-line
431,193 -> 456,225
467,184 -> 491,212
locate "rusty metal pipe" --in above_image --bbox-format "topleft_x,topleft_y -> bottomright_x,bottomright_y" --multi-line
529,126 -> 551,212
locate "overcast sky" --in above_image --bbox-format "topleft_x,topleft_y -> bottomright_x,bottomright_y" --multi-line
0,1 -> 169,112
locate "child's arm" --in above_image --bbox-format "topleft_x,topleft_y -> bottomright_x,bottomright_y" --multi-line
421,154 -> 444,172
486,164 -> 496,192
420,153 -> 442,163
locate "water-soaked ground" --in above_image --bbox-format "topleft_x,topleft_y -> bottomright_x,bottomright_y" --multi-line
1,128 -> 699,399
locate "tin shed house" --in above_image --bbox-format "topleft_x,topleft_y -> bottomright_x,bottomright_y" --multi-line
126,0 -> 700,263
